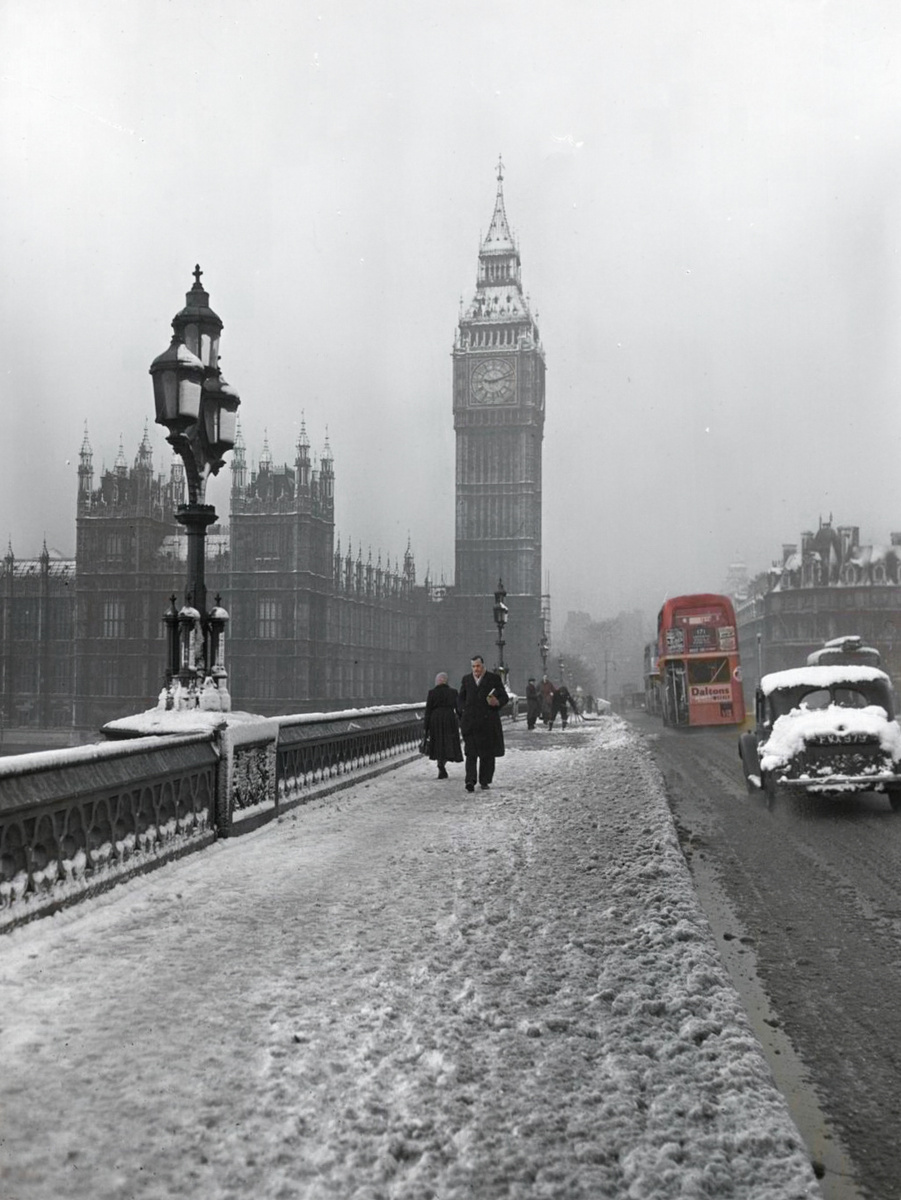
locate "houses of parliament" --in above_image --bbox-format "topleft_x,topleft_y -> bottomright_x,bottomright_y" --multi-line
0,164 -> 548,737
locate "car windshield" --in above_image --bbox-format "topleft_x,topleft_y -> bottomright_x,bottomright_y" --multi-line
793,687 -> 873,711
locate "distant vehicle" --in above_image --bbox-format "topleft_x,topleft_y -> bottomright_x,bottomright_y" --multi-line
653,594 -> 745,728
738,663 -> 901,809
618,683 -> 645,711
806,635 -> 882,668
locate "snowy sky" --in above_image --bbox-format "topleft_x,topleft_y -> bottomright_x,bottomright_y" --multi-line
2,0 -> 901,623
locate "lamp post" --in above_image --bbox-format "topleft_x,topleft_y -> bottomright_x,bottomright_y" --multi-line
539,631 -> 549,676
493,577 -> 509,684
558,655 -> 565,686
603,649 -> 614,701
150,266 -> 240,711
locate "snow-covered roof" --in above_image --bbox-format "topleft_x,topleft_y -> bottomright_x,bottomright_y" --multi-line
761,664 -> 890,694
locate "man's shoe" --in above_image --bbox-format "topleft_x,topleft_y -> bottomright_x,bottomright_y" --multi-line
437,768 -> 448,779
480,783 -> 491,790
465,784 -> 475,792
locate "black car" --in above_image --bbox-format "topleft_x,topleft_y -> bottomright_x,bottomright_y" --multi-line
738,664 -> 901,809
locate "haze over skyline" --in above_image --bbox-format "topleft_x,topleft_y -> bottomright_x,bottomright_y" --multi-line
3,1 -> 901,629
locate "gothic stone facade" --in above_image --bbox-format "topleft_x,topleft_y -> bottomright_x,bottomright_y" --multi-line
735,520 -> 901,697
0,424 -> 432,735
0,166 -> 545,733
443,159 -> 547,686
227,424 -> 432,715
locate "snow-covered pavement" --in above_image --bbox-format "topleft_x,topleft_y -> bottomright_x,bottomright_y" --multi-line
0,717 -> 821,1199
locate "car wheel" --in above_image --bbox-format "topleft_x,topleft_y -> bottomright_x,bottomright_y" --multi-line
761,770 -> 777,804
738,734 -> 761,793
887,788 -> 901,813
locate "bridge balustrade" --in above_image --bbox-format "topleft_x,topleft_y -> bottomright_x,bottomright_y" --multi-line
0,704 -> 424,932
275,707 -> 424,812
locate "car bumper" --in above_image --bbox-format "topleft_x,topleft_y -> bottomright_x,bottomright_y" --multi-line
775,771 -> 901,795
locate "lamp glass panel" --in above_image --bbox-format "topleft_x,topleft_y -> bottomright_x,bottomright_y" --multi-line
178,377 -> 202,420
154,369 -> 179,421
184,322 -> 199,356
218,409 -> 237,448
203,402 -> 218,444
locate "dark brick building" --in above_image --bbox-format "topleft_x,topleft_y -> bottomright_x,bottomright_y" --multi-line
227,423 -> 431,714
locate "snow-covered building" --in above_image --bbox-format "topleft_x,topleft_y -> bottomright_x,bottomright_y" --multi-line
734,517 -> 901,696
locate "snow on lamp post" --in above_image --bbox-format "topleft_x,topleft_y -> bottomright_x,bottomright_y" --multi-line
150,265 -> 240,712
493,577 -> 509,684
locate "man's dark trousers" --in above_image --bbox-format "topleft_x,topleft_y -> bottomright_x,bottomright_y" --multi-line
464,744 -> 495,788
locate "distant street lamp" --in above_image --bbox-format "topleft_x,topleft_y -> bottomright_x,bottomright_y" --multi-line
493,577 -> 509,683
558,655 -> 565,686
151,266 -> 240,711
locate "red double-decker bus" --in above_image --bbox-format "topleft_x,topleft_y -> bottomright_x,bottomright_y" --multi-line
654,593 -> 745,728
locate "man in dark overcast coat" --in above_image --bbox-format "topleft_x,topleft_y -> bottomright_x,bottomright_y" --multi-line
457,654 -> 509,793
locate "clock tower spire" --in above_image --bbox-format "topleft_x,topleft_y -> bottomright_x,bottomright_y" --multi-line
450,159 -> 546,686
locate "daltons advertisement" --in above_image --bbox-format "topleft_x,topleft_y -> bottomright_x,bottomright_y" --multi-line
689,683 -> 733,704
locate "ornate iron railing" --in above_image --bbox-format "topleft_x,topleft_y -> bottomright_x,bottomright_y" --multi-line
275,705 -> 424,813
0,734 -> 217,930
0,704 -> 425,930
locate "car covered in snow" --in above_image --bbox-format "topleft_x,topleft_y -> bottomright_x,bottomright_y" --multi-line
738,664 -> 901,808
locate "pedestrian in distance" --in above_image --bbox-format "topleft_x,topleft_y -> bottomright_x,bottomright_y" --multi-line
457,655 -> 509,792
540,674 -> 556,728
549,682 -> 579,730
525,677 -> 541,730
423,671 -> 463,779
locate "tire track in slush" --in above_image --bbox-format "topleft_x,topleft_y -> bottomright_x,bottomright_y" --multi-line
632,717 -> 897,1200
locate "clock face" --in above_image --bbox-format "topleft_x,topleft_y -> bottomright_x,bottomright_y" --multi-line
470,358 -> 516,404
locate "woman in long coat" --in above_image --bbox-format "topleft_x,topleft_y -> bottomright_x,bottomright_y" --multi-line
423,672 -> 463,779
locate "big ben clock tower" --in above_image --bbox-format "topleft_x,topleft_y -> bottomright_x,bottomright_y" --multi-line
451,158 -> 546,685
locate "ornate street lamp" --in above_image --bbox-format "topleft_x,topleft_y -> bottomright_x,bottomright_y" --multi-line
150,266 -> 240,711
493,577 -> 509,683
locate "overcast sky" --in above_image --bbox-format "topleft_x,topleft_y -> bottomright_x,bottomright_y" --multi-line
2,0 -> 901,628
